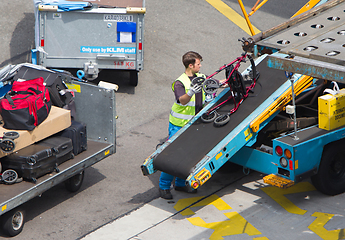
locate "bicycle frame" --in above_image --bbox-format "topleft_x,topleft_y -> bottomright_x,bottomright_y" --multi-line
205,52 -> 257,116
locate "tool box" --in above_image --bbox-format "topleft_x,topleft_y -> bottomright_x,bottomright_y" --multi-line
318,89 -> 345,130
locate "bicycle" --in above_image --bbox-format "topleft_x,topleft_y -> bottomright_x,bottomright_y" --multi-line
198,38 -> 260,127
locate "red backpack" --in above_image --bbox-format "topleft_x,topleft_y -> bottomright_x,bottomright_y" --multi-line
0,77 -> 52,130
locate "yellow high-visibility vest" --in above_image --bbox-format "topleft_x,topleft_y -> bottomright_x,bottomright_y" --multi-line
169,73 -> 206,127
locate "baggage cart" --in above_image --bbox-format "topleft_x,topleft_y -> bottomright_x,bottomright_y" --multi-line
34,0 -> 145,86
0,79 -> 116,237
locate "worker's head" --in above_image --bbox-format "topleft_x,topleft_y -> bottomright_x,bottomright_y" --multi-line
182,51 -> 202,73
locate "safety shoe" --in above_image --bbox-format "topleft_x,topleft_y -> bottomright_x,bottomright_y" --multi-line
175,186 -> 197,194
159,188 -> 173,199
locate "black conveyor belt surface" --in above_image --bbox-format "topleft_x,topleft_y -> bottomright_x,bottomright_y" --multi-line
154,59 -> 288,179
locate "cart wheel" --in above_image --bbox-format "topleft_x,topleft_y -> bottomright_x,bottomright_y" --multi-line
201,111 -> 218,123
3,132 -> 19,140
0,139 -> 15,153
129,71 -> 138,87
1,209 -> 25,237
311,140 -> 345,195
2,169 -> 18,184
65,171 -> 84,192
214,114 -> 230,127
203,78 -> 219,95
191,76 -> 205,86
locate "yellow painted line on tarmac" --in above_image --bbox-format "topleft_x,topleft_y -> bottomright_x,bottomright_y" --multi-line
309,212 -> 345,240
188,212 -> 261,239
174,194 -> 232,216
261,182 -> 316,215
291,0 -> 321,18
205,0 -> 260,36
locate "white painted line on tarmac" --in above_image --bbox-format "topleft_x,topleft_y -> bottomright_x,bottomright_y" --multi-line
82,199 -> 173,240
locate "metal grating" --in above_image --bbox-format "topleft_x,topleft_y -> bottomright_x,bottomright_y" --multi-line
259,2 -> 345,65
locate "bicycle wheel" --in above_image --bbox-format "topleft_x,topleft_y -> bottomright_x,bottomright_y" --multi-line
201,111 -> 217,123
214,114 -> 230,127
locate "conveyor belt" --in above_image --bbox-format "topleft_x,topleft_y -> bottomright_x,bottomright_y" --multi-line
153,59 -> 288,179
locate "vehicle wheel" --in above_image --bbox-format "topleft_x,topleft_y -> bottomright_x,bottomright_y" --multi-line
311,140 -> 345,195
1,209 -> 25,237
2,169 -> 18,184
201,111 -> 217,123
129,71 -> 138,86
214,114 -> 230,127
65,171 -> 84,192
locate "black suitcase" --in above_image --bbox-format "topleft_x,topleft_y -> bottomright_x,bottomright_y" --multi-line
1,144 -> 58,183
56,121 -> 87,156
36,136 -> 74,165
1,137 -> 74,183
13,65 -> 74,107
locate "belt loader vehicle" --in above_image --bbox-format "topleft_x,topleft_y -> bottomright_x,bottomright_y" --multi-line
141,0 -> 345,197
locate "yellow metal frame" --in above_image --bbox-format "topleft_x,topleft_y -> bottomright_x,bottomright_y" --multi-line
236,0 -> 321,36
250,75 -> 314,132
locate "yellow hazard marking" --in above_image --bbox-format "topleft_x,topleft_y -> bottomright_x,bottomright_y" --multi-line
188,211 -> 261,239
245,132 -> 253,141
309,212 -> 345,240
66,83 -> 81,93
253,237 -> 269,240
205,0 -> 260,36
244,128 -> 250,137
295,160 -> 298,169
1,205 -> 7,211
244,128 -> 253,141
215,152 -> 223,160
174,194 -> 232,216
261,182 -> 316,215
291,0 -> 320,18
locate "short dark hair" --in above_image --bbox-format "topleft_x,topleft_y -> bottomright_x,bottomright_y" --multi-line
182,51 -> 203,68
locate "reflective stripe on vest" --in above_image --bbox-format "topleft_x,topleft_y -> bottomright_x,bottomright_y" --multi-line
169,72 -> 206,127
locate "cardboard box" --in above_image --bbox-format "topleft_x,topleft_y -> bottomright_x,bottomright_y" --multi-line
0,106 -> 71,157
318,89 -> 345,130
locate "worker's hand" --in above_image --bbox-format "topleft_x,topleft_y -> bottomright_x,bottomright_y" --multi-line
187,84 -> 202,97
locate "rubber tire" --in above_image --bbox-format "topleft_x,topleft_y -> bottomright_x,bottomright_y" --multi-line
201,111 -> 217,123
2,169 -> 18,184
129,71 -> 138,87
311,140 -> 345,195
0,139 -> 15,153
65,171 -> 84,193
203,78 -> 219,95
3,132 -> 19,140
1,209 -> 25,237
214,114 -> 230,127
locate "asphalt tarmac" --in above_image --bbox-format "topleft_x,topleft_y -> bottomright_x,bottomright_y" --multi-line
2,1 -> 343,240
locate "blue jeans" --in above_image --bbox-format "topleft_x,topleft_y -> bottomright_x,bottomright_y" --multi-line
159,123 -> 186,190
